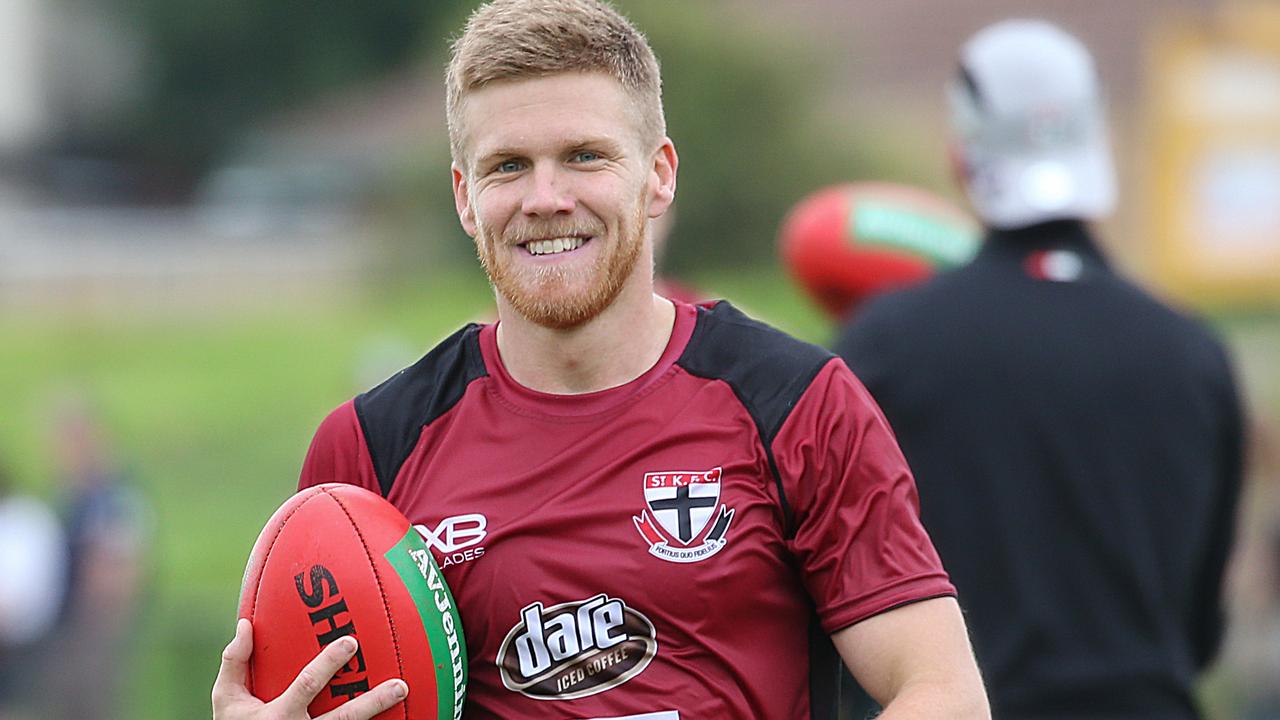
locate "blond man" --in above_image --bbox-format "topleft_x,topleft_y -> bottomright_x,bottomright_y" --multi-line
213,1 -> 989,717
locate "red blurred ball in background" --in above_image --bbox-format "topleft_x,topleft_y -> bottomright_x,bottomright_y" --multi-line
779,182 -> 980,320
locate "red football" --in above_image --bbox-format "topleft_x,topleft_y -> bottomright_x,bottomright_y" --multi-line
238,483 -> 467,719
778,182 -> 981,320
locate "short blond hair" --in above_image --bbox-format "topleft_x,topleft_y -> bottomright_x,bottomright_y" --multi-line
446,0 -> 665,167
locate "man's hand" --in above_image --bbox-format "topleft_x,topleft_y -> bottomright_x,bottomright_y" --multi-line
212,619 -> 408,720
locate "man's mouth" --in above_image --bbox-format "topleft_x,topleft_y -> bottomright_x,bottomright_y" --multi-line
524,236 -> 588,256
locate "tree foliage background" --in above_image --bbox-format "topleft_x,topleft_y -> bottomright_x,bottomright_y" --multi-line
94,0 -> 923,268
620,1 -> 910,271
115,0 -> 452,172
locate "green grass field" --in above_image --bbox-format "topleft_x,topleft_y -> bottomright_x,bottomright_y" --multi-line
0,268 -> 826,717
0,272 -> 490,716
0,266 -> 1270,717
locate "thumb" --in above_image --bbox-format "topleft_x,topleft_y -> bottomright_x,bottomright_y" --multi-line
212,618 -> 254,705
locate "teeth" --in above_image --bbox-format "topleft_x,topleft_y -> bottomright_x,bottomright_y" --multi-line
527,237 -> 585,256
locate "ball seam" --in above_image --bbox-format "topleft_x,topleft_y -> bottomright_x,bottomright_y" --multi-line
246,486 -> 320,695
324,485 -> 409,720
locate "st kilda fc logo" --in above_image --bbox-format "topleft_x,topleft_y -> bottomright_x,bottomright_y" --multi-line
632,466 -> 735,563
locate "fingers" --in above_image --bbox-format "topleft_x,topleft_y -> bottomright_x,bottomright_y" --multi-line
215,626 -> 408,720
212,618 -> 253,708
277,635 -> 403,715
317,678 -> 408,720
276,635 -> 357,712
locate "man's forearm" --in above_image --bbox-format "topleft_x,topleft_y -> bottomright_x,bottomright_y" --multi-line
832,597 -> 990,719
876,675 -> 990,719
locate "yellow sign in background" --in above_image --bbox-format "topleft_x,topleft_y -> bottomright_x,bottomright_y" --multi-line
1146,3 -> 1280,308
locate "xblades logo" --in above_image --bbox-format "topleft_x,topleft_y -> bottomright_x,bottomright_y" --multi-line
415,513 -> 487,567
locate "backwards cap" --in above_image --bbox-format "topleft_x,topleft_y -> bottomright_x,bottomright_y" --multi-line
949,19 -> 1117,229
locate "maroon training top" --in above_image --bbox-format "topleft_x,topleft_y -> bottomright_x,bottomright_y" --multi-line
300,300 -> 953,719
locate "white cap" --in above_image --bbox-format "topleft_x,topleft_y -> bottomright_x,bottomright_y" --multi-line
948,20 -> 1117,229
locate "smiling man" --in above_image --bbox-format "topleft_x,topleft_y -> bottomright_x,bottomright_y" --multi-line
212,1 -> 989,718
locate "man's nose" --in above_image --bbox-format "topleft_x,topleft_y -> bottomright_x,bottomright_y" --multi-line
521,164 -> 575,217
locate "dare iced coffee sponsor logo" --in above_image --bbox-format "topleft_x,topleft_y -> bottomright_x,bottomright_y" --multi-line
497,594 -> 657,700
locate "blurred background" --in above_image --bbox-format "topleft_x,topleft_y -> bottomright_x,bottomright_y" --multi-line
0,1 -> 1277,717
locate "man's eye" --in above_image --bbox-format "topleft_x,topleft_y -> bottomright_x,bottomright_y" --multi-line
496,160 -> 522,173
573,151 -> 600,163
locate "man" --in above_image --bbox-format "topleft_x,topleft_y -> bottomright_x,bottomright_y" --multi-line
43,393 -> 147,720
213,1 -> 989,718
836,20 -> 1243,719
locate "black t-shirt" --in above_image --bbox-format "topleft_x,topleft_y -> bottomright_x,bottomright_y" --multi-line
836,220 -> 1243,719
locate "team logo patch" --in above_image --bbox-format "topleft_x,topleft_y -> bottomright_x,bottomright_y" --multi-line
497,594 -> 657,701
632,467 -> 734,564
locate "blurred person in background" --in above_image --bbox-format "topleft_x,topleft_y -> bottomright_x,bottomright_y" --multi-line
0,461 -> 66,720
1234,526 -> 1280,719
1220,417 -> 1280,720
649,203 -> 707,305
836,20 -> 1243,719
42,393 -> 148,720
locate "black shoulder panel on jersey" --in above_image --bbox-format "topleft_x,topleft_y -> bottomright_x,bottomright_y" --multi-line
676,302 -> 835,534
353,324 -> 488,497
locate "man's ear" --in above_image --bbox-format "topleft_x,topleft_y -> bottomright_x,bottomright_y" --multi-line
452,162 -> 477,237
647,138 -> 678,219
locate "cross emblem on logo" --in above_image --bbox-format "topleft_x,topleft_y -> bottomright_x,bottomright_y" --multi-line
648,485 -> 718,543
